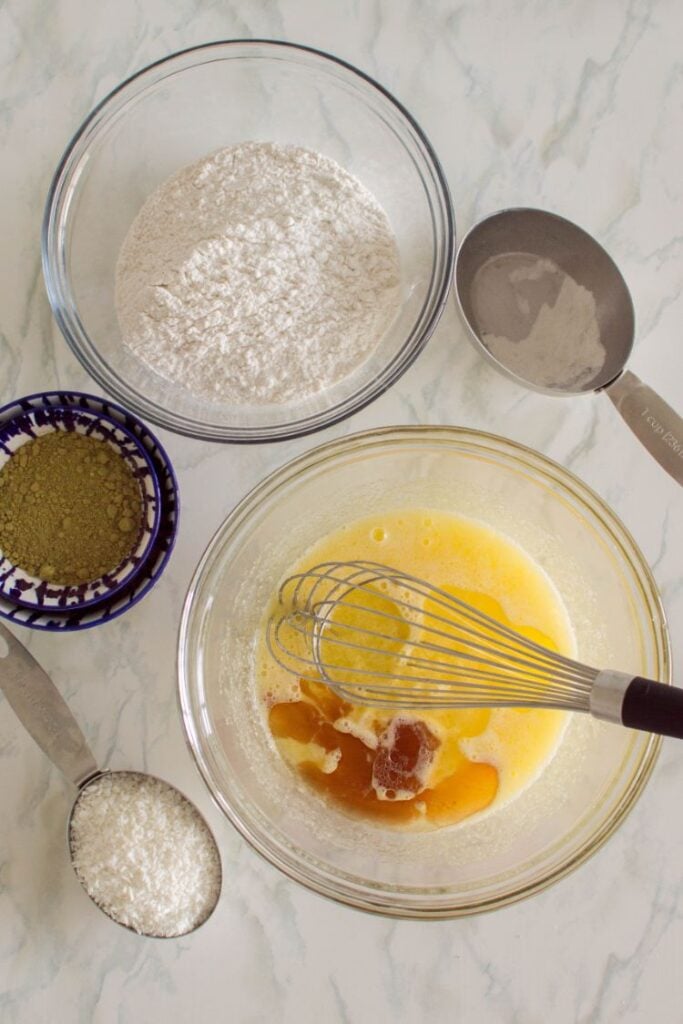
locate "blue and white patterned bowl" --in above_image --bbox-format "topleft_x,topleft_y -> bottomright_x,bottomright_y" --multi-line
0,392 -> 179,631
0,406 -> 161,610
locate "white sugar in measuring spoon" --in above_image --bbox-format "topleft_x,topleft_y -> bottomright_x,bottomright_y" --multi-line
456,208 -> 683,486
0,622 -> 221,937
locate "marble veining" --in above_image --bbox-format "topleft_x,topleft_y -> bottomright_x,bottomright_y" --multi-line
1,1 -> 682,1021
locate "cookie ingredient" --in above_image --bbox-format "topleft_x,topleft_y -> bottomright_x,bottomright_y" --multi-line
70,773 -> 221,937
116,142 -> 401,404
0,432 -> 143,584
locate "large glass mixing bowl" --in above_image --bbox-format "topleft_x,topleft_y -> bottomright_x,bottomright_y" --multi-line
42,41 -> 454,443
178,428 -> 669,917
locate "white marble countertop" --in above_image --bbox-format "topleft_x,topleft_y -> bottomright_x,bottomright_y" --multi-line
1,1 -> 682,1021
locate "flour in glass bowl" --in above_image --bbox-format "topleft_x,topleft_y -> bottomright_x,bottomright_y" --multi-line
115,143 -> 402,405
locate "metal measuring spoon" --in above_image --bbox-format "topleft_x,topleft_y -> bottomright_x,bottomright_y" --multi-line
455,208 -> 683,486
0,622 -> 221,937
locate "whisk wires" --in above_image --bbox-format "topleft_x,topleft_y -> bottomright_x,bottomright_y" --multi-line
267,561 -> 597,712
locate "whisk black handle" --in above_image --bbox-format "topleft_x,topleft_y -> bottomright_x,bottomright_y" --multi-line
621,678 -> 683,740
591,671 -> 683,740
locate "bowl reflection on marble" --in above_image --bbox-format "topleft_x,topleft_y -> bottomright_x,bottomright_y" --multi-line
178,427 -> 669,918
42,40 -> 454,443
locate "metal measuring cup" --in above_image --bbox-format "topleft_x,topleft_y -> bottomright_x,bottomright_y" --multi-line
455,208 -> 683,486
0,622 -> 221,937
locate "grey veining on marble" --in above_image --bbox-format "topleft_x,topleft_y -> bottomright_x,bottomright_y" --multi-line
1,1 -> 682,1022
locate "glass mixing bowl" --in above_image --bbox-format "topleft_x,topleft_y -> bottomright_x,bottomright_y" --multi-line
178,427 -> 669,917
42,41 -> 454,443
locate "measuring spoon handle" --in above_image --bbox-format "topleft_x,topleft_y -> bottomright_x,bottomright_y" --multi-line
605,370 -> 683,486
0,622 -> 99,787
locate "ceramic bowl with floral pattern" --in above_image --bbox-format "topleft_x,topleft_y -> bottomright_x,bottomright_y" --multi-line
0,392 -> 178,631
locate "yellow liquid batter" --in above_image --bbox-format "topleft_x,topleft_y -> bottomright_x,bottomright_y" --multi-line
257,509 -> 574,829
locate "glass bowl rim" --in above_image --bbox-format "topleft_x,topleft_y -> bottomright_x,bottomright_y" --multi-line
177,424 -> 670,918
41,39 -> 456,444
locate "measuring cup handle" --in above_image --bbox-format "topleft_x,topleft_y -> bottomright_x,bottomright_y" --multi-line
605,370 -> 683,486
0,623 -> 99,787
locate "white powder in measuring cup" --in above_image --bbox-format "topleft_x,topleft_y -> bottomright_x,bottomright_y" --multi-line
475,255 -> 607,391
69,773 -> 221,937
115,143 -> 401,405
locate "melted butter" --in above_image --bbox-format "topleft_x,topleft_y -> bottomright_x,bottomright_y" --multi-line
257,509 -> 574,829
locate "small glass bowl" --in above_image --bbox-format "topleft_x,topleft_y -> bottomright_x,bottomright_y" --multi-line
42,40 -> 455,443
0,392 -> 178,632
0,406 -> 161,611
178,426 -> 670,918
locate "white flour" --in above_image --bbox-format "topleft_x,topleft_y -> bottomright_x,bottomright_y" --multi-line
115,143 -> 401,404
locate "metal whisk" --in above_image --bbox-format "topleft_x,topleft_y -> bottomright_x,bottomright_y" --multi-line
267,560 -> 683,740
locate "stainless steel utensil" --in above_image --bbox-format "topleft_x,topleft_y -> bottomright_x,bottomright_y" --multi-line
268,560 -> 683,739
0,622 -> 221,937
455,208 -> 683,486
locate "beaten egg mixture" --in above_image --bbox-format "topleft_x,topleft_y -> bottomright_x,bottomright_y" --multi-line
257,509 -> 574,829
